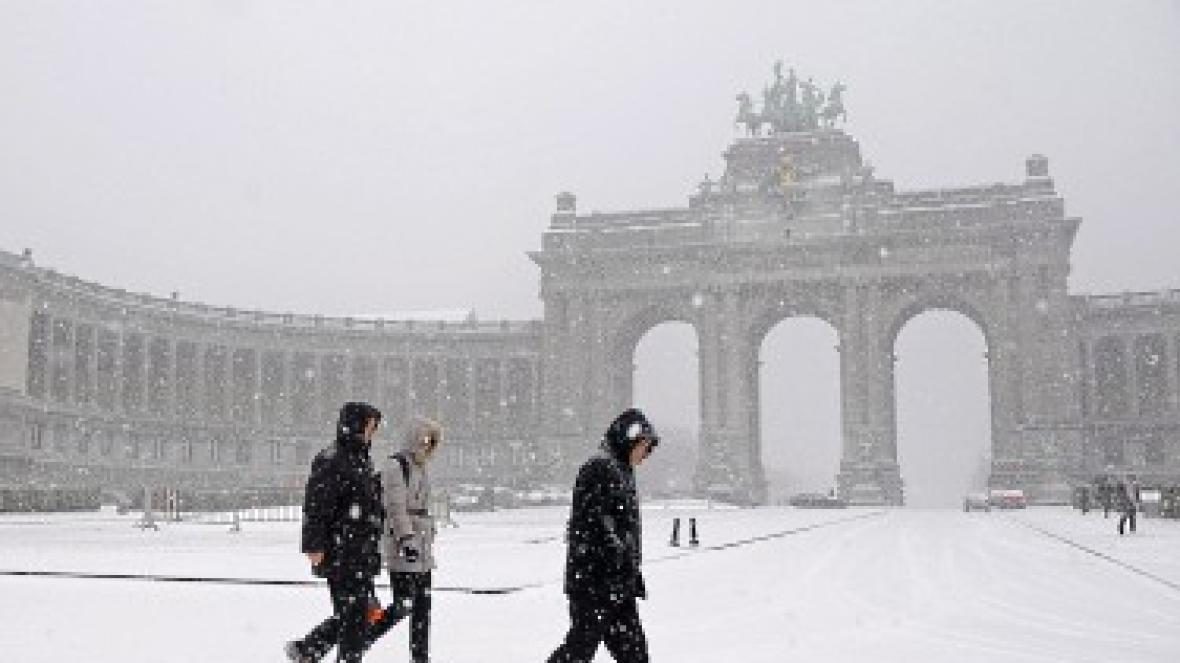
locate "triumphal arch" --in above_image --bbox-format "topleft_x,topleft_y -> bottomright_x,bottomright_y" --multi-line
531,64 -> 1083,505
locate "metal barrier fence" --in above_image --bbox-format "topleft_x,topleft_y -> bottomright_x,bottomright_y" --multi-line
0,487 -> 102,513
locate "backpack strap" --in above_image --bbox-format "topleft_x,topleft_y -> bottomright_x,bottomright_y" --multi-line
391,452 -> 429,517
391,452 -> 411,487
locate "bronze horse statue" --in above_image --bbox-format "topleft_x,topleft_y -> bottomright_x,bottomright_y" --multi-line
819,82 -> 848,128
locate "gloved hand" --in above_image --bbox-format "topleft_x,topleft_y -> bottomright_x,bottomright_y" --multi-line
399,536 -> 420,564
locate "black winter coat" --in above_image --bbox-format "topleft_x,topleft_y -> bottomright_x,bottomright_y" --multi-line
301,439 -> 386,579
563,449 -> 646,601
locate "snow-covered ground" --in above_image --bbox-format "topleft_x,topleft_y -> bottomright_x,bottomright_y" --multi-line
2,504 -> 1178,662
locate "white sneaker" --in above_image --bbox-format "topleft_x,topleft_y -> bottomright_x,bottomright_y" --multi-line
285,641 -> 313,663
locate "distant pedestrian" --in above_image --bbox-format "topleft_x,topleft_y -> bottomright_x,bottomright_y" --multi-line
546,408 -> 659,663
1118,475 -> 1140,536
1101,479 -> 1112,518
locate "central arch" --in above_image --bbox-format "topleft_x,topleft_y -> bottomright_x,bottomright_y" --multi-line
880,286 -> 1000,506
755,315 -> 842,503
893,310 -> 992,506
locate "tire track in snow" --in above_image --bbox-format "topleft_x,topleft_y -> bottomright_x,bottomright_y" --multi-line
1011,518 -> 1180,594
0,569 -> 526,595
0,510 -> 885,595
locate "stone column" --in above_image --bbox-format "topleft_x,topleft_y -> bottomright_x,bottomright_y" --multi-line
465,359 -> 477,436
694,289 -> 725,494
74,324 -> 96,408
251,348 -> 263,427
1166,334 -> 1180,414
1124,335 -> 1139,418
166,339 -> 180,420
538,293 -> 567,434
582,293 -> 606,430
838,284 -> 874,502
222,347 -> 234,423
1001,263 -> 1083,502
836,282 -> 901,505
1077,337 -> 1098,474
717,288 -> 762,503
281,352 -> 294,427
192,343 -> 207,423
987,279 -> 1021,465
25,311 -> 49,401
60,318 -> 76,405
866,283 -> 902,504
838,284 -> 862,463
1081,337 -> 1097,420
111,332 -> 125,415
721,289 -> 748,499
581,294 -> 598,428
122,331 -> 147,414
162,339 -> 177,417
743,342 -> 767,503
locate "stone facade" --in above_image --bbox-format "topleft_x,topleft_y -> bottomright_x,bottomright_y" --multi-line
0,248 -> 542,495
1074,292 -> 1180,485
532,128 -> 1178,505
3,95 -> 1178,506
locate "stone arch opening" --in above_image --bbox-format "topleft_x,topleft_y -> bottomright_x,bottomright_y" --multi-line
603,303 -> 697,413
891,308 -> 992,507
755,315 -> 842,503
630,321 -> 700,495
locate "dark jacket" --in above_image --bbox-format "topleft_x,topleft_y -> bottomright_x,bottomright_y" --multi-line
563,444 -> 646,602
301,403 -> 386,579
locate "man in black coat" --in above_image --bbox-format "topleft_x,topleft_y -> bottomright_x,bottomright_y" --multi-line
547,408 -> 659,663
286,402 -> 401,663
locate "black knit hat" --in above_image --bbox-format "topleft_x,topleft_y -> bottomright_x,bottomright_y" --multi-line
604,408 -> 659,459
336,401 -> 383,444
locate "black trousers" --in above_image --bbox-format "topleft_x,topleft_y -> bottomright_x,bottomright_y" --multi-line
1118,508 -> 1137,535
294,574 -> 402,662
390,570 -> 432,662
547,596 -> 650,663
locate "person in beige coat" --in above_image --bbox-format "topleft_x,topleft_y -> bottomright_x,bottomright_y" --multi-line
383,416 -> 442,663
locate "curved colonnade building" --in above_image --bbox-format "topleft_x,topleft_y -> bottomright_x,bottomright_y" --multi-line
0,247 -> 542,499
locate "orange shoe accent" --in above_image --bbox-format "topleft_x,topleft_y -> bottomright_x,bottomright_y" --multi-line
366,605 -> 385,625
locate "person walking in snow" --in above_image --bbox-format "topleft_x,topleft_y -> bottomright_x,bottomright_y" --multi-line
1117,474 -> 1141,536
546,407 -> 659,663
286,402 -> 402,663
383,416 -> 444,663
1100,476 -> 1113,518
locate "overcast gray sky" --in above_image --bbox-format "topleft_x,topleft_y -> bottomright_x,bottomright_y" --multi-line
2,1 -> 1177,504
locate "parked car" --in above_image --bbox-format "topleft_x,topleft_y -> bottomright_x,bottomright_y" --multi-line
988,488 -> 1027,509
788,492 -> 847,509
963,492 -> 991,512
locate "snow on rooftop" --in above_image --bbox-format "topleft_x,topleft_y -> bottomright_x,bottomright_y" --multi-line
353,309 -> 478,323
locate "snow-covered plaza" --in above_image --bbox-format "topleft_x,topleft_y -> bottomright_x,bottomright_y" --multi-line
2,504 -> 1178,662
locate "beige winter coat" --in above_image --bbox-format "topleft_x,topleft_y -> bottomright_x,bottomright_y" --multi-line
383,417 -> 442,573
